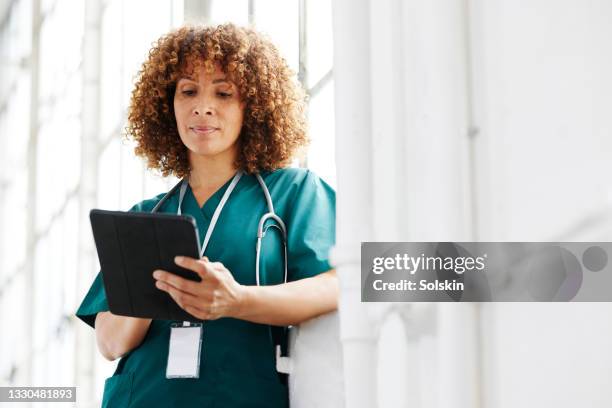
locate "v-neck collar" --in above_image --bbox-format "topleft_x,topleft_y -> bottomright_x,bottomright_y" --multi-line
176,173 -> 248,249
184,174 -> 242,220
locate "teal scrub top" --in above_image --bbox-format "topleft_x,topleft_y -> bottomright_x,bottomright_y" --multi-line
76,168 -> 336,408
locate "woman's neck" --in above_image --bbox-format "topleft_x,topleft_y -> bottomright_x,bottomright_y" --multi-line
188,150 -> 239,192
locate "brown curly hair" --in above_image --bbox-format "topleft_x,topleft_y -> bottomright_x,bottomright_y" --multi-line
125,23 -> 309,177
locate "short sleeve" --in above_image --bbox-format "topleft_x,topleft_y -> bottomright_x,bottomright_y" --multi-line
75,199 -> 161,329
75,270 -> 108,329
286,170 -> 336,281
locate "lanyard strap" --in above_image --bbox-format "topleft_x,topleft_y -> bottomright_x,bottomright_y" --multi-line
177,170 -> 244,258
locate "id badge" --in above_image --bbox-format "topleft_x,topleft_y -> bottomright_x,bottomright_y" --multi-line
166,322 -> 203,379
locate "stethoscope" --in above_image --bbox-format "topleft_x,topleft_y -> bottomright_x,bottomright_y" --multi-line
151,169 -> 288,286
151,170 -> 292,375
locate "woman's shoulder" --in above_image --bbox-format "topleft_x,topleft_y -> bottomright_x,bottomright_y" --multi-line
128,192 -> 168,213
261,167 -> 335,203
262,166 -> 331,189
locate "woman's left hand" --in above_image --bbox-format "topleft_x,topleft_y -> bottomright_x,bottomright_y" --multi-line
153,256 -> 245,320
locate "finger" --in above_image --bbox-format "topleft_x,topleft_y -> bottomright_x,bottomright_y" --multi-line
155,280 -> 201,309
153,270 -> 199,295
197,261 -> 225,275
175,256 -> 208,277
196,259 -> 220,279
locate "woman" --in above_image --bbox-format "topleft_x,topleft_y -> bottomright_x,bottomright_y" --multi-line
76,23 -> 337,407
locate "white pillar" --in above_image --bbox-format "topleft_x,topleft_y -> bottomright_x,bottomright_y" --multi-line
332,0 -> 480,406
24,0 -> 42,387
331,0 -> 377,407
75,0 -> 102,403
437,304 -> 481,408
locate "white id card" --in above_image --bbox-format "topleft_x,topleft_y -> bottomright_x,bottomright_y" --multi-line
166,322 -> 203,379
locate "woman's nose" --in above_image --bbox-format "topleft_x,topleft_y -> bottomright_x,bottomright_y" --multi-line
193,98 -> 215,116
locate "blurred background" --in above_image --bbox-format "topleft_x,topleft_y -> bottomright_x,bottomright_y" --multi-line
2,0 -> 612,407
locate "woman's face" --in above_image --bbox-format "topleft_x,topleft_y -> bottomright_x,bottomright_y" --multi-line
174,64 -> 244,163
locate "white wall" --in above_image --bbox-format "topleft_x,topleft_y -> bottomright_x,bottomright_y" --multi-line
333,0 -> 612,407
473,1 -> 612,407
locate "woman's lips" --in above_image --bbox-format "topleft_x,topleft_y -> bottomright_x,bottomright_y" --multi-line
190,126 -> 219,135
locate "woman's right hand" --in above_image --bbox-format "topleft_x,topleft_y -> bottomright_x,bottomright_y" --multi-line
94,312 -> 152,361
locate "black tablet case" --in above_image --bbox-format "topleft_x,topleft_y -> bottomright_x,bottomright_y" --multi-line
90,209 -> 203,321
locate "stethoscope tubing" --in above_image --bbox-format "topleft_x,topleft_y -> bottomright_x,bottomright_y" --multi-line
151,171 -> 288,287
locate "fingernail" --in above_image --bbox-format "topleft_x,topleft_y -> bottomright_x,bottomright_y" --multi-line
175,256 -> 183,264
153,270 -> 161,279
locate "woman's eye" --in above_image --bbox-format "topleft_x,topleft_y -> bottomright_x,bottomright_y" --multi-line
218,92 -> 232,98
182,89 -> 196,96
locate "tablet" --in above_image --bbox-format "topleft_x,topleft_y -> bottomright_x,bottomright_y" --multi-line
90,209 -> 202,322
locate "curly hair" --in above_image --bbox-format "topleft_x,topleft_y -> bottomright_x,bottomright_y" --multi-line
125,23 -> 309,177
